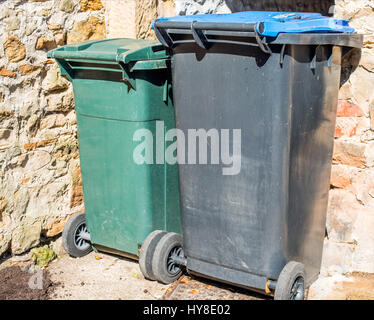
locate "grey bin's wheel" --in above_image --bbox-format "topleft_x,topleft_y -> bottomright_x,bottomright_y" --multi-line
139,230 -> 167,281
152,232 -> 184,284
62,212 -> 92,258
274,261 -> 306,300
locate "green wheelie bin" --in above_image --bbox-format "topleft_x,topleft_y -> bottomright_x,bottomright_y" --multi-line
48,39 -> 181,279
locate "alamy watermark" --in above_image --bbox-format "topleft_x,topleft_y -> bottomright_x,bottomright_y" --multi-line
28,268 -> 44,290
17,265 -> 44,290
133,121 -> 242,176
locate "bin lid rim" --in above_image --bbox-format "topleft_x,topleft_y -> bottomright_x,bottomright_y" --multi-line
47,38 -> 169,65
153,11 -> 356,37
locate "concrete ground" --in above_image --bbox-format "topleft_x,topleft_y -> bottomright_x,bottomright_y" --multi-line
47,252 -> 170,300
308,272 -> 374,300
45,251 -> 374,300
1,249 -> 374,300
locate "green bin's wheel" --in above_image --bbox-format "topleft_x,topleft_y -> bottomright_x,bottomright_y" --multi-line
62,212 -> 92,258
274,261 -> 306,300
139,230 -> 167,281
152,232 -> 184,284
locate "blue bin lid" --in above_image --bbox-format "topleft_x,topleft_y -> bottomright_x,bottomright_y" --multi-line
154,11 -> 355,37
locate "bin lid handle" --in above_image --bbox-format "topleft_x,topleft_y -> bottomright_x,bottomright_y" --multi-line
154,20 -> 272,54
254,23 -> 273,55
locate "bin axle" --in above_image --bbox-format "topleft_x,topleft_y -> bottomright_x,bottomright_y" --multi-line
170,255 -> 187,267
79,230 -> 91,242
265,279 -> 277,294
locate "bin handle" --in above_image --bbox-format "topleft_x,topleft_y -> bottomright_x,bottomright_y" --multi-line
55,59 -> 73,82
118,61 -> 136,90
154,22 -> 174,48
153,20 -> 272,55
253,26 -> 273,55
191,21 -> 209,49
163,79 -> 169,103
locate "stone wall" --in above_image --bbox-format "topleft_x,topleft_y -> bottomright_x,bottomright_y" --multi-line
104,0 -> 176,39
103,0 -> 137,38
1,0 -> 374,277
174,0 -> 230,15
0,0 -> 176,258
225,0 -> 335,15
325,0 -> 374,274
0,0 -> 105,256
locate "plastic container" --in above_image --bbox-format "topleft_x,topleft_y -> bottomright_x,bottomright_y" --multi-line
147,12 -> 362,299
48,39 -> 181,263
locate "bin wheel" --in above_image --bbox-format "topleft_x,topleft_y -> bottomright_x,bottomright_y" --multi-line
152,232 -> 184,284
62,212 -> 92,258
139,230 -> 167,281
274,261 -> 306,300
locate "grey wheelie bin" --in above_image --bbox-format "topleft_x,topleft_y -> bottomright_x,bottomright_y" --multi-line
140,12 -> 363,299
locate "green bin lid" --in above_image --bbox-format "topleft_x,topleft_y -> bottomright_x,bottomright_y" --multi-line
47,38 -> 169,67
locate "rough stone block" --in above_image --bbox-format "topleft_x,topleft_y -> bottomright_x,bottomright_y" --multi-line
42,64 -> 70,93
67,16 -> 105,44
3,36 -> 26,62
11,221 -> 42,255
333,139 -> 367,168
80,0 -> 103,11
326,189 -> 361,243
320,239 -> 355,276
